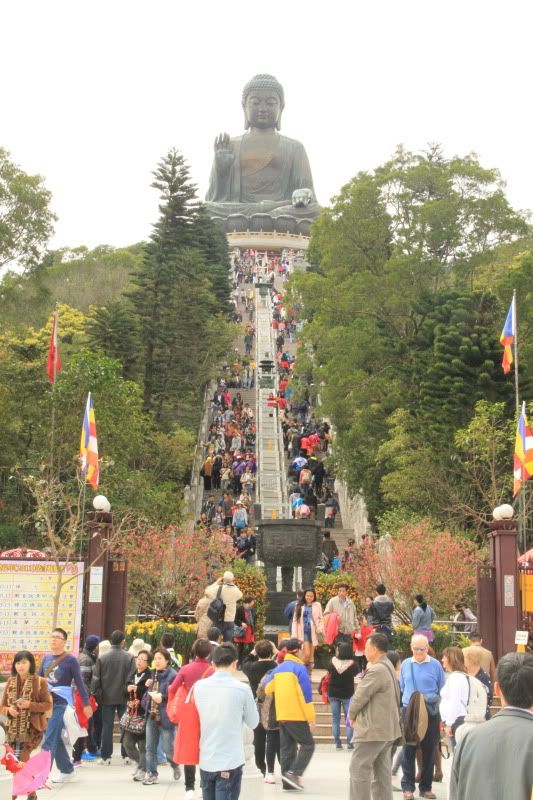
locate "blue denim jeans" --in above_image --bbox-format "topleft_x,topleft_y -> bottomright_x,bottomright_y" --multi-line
42,702 -> 73,774
200,766 -> 243,800
330,697 -> 353,745
145,717 -> 175,775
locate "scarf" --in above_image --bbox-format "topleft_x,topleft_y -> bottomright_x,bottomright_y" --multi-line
6,676 -> 34,742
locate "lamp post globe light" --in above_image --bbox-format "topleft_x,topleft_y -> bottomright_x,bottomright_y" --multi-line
93,495 -> 111,513
492,504 -> 514,521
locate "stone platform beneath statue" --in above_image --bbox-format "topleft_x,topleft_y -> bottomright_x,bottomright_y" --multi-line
227,230 -> 310,252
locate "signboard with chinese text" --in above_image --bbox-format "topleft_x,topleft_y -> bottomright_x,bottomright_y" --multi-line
0,560 -> 84,673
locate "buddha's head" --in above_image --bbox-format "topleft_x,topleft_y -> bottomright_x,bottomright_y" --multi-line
242,74 -> 285,131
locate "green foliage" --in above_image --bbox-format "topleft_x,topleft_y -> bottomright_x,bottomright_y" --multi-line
0,245 -> 142,332
290,146 -> 531,531
314,572 -> 359,607
0,148 -> 56,271
393,624 -> 456,657
129,149 -> 235,428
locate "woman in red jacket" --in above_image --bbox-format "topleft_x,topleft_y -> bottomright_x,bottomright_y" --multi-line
169,640 -> 214,798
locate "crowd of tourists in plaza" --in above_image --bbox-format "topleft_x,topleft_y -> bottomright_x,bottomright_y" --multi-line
2,250 -> 532,800
2,600 -> 532,800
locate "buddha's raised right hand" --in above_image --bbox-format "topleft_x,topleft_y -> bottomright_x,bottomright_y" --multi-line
214,132 -> 234,175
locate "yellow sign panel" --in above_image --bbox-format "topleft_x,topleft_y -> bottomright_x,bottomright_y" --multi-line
0,560 -> 84,672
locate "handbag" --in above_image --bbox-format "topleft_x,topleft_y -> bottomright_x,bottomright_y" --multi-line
167,665 -> 214,724
120,690 -> 146,736
167,684 -> 187,725
403,661 -> 429,744
318,672 -> 330,704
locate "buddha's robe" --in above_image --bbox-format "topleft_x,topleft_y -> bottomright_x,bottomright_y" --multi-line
205,133 -> 320,219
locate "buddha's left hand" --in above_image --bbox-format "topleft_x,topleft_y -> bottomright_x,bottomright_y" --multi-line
292,188 -> 313,208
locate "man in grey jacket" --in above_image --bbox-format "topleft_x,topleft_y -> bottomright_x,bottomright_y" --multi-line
324,583 -> 359,645
91,630 -> 135,765
450,651 -> 533,800
348,632 -> 402,800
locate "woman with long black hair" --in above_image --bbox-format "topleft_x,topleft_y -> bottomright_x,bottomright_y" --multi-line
291,588 -> 324,673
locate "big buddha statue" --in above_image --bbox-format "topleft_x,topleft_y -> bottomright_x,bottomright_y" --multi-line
205,74 -> 321,236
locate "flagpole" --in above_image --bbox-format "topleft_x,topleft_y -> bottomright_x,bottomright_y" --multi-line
512,290 -> 527,552
49,303 -> 58,476
79,479 -> 87,561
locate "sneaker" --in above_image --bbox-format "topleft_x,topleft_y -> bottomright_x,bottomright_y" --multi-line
264,773 -> 276,784
185,792 -> 195,799
97,758 -> 111,765
172,764 -> 182,781
335,742 -> 343,750
142,773 -> 159,785
419,793 -> 437,799
282,772 -> 303,791
347,743 -> 354,750
52,773 -> 74,783
81,752 -> 97,761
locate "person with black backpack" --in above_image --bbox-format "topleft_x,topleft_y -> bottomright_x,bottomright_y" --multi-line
205,571 -> 243,642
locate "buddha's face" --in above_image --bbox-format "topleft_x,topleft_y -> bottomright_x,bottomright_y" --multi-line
245,88 -> 281,129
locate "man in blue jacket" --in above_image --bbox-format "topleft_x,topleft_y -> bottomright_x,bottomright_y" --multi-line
399,634 -> 445,799
39,627 -> 93,783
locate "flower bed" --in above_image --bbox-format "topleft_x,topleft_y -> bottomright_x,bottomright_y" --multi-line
125,620 -> 197,663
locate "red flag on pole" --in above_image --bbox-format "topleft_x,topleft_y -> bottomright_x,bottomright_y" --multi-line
46,307 -> 62,383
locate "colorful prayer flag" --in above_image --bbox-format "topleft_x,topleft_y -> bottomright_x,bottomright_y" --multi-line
513,401 -> 533,496
499,297 -> 516,375
80,392 -> 99,489
46,308 -> 62,383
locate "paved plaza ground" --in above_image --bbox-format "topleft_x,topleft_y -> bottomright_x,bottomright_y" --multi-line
0,746 -> 452,800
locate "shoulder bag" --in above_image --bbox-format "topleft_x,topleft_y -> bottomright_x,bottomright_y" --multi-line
403,661 -> 429,744
120,689 -> 146,736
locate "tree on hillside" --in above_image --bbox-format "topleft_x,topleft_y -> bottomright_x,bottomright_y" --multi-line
288,146 -> 530,528
0,148 -> 56,271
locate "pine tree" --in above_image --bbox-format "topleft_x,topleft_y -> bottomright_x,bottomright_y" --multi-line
130,149 -> 200,412
87,302 -> 141,380
129,149 -> 234,427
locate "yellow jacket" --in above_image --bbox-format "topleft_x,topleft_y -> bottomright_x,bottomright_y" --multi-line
263,654 -> 315,723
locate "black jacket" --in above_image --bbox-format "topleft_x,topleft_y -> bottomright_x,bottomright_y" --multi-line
91,645 -> 135,705
242,656 -> 277,698
327,659 -> 359,699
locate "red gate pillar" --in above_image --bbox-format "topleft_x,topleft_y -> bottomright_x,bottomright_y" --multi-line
83,512 -> 128,639
486,517 -> 521,660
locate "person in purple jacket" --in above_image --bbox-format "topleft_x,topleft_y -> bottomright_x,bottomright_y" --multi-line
38,627 -> 92,783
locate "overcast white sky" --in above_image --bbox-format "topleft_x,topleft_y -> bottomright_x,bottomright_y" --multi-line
2,0 -> 532,250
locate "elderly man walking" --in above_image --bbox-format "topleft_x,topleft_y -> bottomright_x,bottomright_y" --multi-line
400,634 -> 445,800
348,632 -> 402,800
